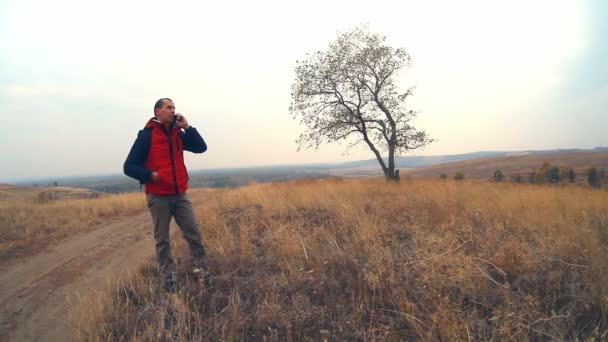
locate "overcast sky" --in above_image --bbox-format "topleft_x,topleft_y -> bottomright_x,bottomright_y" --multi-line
0,0 -> 606,182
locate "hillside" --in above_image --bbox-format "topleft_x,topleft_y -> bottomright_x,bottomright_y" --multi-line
0,188 -> 220,341
332,147 -> 608,170
404,151 -> 608,180
83,178 -> 608,341
0,185 -> 145,263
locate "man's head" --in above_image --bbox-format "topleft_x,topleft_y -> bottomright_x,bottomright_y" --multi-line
154,98 -> 175,124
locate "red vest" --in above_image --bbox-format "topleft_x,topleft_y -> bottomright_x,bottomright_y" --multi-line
144,119 -> 189,194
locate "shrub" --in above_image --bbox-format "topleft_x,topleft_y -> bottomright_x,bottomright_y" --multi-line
588,167 -> 601,188
567,168 -> 576,183
493,170 -> 504,182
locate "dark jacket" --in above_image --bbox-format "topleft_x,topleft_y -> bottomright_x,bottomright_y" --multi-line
124,118 -> 207,194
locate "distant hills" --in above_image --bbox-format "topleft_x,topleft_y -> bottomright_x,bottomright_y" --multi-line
332,147 -> 608,170
12,147 -> 608,192
403,150 -> 608,180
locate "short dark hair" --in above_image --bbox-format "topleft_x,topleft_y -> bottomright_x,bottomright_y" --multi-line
154,98 -> 173,116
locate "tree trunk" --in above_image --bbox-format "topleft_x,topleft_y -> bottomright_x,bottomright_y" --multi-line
385,145 -> 399,182
385,168 -> 400,182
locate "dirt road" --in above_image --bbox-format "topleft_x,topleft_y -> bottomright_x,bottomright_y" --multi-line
0,212 -> 154,341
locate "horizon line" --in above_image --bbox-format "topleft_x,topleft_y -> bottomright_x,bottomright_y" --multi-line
4,146 -> 607,184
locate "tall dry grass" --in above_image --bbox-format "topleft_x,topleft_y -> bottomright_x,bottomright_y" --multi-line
0,192 -> 146,262
83,179 -> 608,340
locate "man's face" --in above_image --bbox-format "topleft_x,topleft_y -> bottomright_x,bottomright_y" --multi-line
155,99 -> 175,124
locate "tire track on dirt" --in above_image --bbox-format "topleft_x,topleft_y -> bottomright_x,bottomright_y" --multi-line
0,212 -> 153,341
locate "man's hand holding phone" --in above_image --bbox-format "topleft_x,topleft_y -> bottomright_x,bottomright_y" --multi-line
174,113 -> 190,129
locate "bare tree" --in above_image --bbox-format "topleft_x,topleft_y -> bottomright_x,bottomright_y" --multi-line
290,26 -> 434,181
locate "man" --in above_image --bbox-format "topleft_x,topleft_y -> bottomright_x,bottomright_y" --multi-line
124,98 -> 212,292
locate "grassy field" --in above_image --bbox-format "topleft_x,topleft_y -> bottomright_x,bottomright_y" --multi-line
0,187 -> 146,263
79,178 -> 608,341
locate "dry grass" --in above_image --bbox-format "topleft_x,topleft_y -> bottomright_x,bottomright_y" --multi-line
83,178 -> 607,341
0,191 -> 146,262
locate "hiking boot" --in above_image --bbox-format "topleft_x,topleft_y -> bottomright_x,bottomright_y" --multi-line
193,268 -> 216,286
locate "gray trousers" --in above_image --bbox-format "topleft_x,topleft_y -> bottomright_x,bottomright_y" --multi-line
146,193 -> 208,281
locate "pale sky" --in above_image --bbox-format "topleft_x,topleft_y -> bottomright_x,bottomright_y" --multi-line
0,0 -> 606,182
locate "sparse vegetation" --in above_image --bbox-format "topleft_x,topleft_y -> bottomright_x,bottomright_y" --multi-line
528,171 -> 537,184
406,151 -> 608,182
528,162 -> 603,186
0,191 -> 146,262
440,173 -> 448,180
493,170 -> 504,182
568,168 -> 576,183
454,172 -> 464,181
588,167 -> 601,188
512,174 -> 523,183
547,165 -> 561,183
82,178 -> 608,340
535,162 -> 552,184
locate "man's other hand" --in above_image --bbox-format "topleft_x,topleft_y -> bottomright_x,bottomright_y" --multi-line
151,172 -> 160,183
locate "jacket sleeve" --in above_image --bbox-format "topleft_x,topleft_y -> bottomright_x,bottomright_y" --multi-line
181,127 -> 207,153
123,129 -> 152,184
